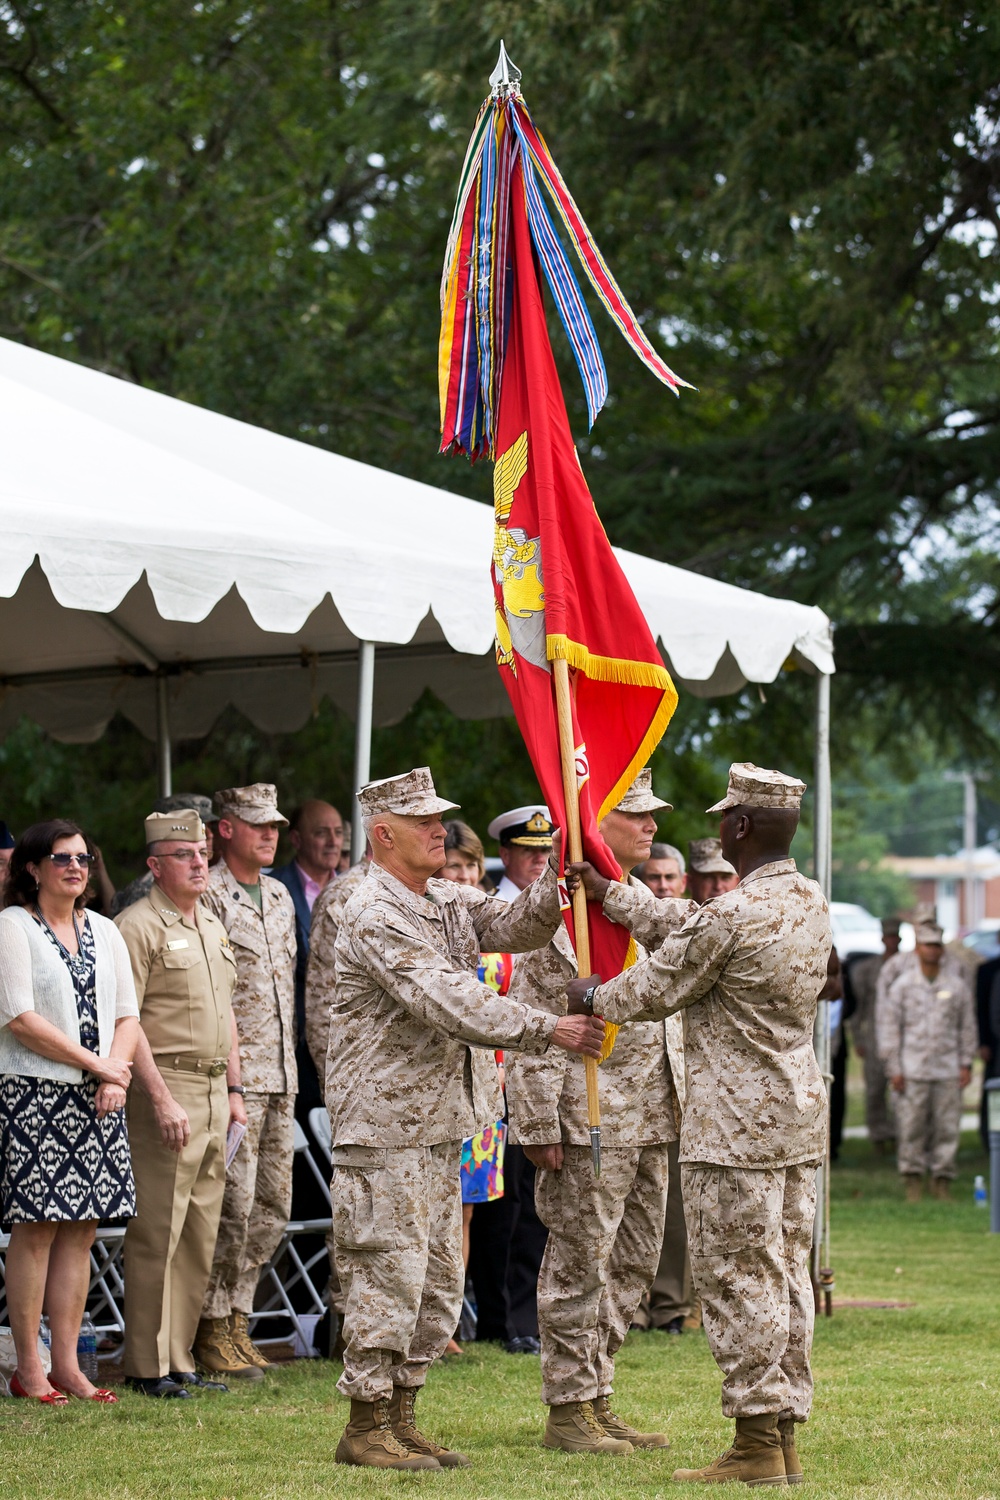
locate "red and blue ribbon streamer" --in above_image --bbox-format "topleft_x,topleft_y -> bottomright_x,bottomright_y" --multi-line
439,89 -> 693,461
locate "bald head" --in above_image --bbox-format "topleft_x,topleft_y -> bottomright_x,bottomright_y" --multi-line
719,804 -> 799,879
289,799 -> 344,884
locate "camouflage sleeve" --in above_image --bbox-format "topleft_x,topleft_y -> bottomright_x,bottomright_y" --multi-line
353,909 -> 559,1054
505,943 -> 573,1144
464,864 -> 561,953
595,905 -> 735,1024
876,974 -> 902,1076
958,976 -> 978,1069
304,897 -> 340,1086
601,881 -> 695,952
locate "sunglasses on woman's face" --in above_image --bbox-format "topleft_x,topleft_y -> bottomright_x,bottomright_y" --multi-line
46,852 -> 95,868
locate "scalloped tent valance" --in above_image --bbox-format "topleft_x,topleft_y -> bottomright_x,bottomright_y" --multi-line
0,336 -> 832,749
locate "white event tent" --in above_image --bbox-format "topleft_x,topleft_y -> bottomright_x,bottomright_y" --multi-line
0,333 -> 833,895
0,333 -> 836,1274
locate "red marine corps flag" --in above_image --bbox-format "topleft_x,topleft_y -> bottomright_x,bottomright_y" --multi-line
439,45 -> 691,1169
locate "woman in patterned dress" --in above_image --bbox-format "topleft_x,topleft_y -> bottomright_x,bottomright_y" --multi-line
0,820 -> 139,1403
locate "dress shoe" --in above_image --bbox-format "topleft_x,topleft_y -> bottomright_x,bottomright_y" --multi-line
665,1316 -> 685,1336
170,1370 -> 228,1392
505,1335 -> 541,1355
124,1375 -> 192,1399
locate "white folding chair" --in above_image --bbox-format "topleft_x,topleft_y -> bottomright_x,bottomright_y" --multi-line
250,1120 -> 332,1355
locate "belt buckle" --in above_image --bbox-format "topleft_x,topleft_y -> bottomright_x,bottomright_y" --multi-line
208,1061 -> 227,1078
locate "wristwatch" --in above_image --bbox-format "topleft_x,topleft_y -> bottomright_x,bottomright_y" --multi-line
228,1084 -> 245,1096
582,984 -> 599,1015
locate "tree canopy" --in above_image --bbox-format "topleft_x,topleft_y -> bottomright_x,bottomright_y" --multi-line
1,1 -> 999,881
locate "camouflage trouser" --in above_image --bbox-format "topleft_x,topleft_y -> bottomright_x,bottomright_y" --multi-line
332,1141 -> 464,1402
683,1161 -> 818,1420
632,1137 -> 692,1329
896,1077 -> 962,1179
202,1090 -> 295,1319
534,1143 -> 670,1405
860,1032 -> 895,1144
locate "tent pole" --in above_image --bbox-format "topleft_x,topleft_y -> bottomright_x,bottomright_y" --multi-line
352,641 -> 375,865
156,676 -> 172,799
812,670 -> 833,1304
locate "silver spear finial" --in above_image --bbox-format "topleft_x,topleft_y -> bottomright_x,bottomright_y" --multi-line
489,40 -> 522,97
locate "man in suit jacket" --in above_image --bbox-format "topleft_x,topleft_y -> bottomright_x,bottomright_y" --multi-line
271,800 -> 344,1109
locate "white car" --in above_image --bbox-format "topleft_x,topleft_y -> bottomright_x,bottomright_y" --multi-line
829,901 -> 914,960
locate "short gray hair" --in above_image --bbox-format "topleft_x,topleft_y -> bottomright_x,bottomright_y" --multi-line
642,841 -> 685,875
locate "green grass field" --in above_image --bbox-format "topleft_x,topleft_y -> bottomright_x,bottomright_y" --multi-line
2,1125 -> 998,1498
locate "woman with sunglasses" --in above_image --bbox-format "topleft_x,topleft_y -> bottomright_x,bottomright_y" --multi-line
0,820 -> 139,1404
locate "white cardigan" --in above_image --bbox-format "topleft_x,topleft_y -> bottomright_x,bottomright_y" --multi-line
0,906 -> 139,1082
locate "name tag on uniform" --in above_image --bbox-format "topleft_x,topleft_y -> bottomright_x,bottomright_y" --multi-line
937,989 -> 951,1000
166,939 -> 190,951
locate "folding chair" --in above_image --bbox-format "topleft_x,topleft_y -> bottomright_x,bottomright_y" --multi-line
1,1225 -> 126,1356
250,1120 -> 332,1356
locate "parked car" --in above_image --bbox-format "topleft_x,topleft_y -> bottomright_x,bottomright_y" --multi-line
829,901 -> 915,961
963,924 -> 1000,962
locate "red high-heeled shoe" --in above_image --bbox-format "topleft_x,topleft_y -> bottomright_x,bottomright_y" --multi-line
9,1372 -> 69,1404
50,1379 -> 119,1404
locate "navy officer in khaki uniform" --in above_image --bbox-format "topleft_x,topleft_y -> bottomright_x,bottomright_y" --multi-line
116,809 -> 243,1397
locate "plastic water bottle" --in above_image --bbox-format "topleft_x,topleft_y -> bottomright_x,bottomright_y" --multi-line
77,1314 -> 98,1381
973,1174 -> 988,1208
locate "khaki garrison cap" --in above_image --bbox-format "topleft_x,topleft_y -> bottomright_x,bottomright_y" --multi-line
358,767 -> 459,819
145,809 -> 205,845
914,921 -> 945,944
688,838 -> 736,876
214,783 -> 288,826
706,763 -> 807,814
614,768 -> 672,815
487,806 -> 553,848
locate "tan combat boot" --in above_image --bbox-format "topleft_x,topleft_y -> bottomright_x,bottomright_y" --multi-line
777,1416 -> 803,1484
335,1396 -> 441,1469
930,1176 -> 951,1201
672,1414 -> 787,1485
904,1175 -> 923,1203
592,1394 -> 670,1449
388,1384 -> 471,1468
193,1317 -> 263,1382
543,1400 -> 634,1454
229,1312 -> 279,1372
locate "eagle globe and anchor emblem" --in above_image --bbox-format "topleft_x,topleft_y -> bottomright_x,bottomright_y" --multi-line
492,430 -> 549,676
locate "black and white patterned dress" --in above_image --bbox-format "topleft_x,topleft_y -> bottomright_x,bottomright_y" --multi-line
0,914 -> 135,1225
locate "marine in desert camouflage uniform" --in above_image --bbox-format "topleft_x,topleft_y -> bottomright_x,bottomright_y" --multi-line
845,920 -> 901,1151
568,763 -> 832,1486
193,784 -> 298,1381
877,919 -> 976,1200
327,768 -> 605,1472
506,768 -> 690,1455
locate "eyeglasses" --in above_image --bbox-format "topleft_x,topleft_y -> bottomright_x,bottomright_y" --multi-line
155,849 -> 208,864
47,852 -> 95,868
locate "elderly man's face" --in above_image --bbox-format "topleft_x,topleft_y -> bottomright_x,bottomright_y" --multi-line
499,843 -> 550,891
375,813 -> 447,880
291,800 -> 344,881
148,840 -> 209,904
640,856 -> 685,899
599,809 -> 657,875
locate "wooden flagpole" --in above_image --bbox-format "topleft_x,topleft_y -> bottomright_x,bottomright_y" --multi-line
553,657 -> 601,1175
